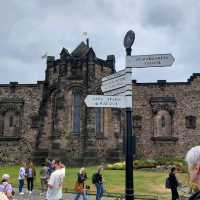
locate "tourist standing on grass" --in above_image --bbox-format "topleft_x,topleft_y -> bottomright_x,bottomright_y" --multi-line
47,159 -> 55,177
26,161 -> 36,194
168,167 -> 180,200
0,174 -> 14,200
46,160 -> 65,200
92,165 -> 104,200
186,146 -> 200,200
74,167 -> 88,200
40,162 -> 49,194
18,161 -> 26,195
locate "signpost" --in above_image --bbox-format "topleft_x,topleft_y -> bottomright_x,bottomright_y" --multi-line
84,95 -> 132,108
126,53 -> 175,68
84,29 -> 175,200
123,30 -> 135,200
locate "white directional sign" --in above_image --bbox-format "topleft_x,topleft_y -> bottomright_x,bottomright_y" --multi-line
101,72 -> 131,93
84,95 -> 132,108
126,54 -> 175,68
103,85 -> 132,96
102,67 -> 132,82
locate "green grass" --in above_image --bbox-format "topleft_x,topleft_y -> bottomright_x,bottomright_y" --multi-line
0,166 -> 189,199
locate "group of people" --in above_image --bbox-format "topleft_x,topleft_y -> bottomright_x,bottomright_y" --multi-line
0,159 -> 65,200
3,145 -> 200,200
74,165 -> 104,200
0,159 -> 104,200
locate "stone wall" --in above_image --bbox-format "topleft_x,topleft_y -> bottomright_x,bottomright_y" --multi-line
133,74 -> 200,159
0,82 -> 43,163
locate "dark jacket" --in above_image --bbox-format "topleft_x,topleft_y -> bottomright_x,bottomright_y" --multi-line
25,167 -> 36,178
77,173 -> 87,186
93,172 -> 103,184
189,191 -> 200,200
169,172 -> 179,189
77,173 -> 87,183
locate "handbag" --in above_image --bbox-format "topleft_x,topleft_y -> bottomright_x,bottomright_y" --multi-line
0,192 -> 9,200
74,181 -> 84,193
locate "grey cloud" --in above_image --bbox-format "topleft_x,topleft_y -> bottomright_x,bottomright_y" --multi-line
142,1 -> 184,29
0,0 -> 200,83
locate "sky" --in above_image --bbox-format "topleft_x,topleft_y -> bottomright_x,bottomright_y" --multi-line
1,0 -> 200,84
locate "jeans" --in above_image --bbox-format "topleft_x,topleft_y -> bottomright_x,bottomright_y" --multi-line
40,178 -> 47,192
74,190 -> 88,200
27,177 -> 34,191
95,183 -> 104,200
171,187 -> 179,200
19,179 -> 24,193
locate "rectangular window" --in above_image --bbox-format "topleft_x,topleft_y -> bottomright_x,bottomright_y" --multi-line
186,116 -> 196,129
133,115 -> 142,129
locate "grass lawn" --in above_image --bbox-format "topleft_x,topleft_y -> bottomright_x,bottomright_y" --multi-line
0,166 -> 189,199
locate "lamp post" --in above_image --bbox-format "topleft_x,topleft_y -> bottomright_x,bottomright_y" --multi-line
123,30 -> 135,200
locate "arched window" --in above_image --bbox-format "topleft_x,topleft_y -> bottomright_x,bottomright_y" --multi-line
73,92 -> 81,133
9,116 -> 13,127
96,108 -> 103,135
161,116 -> 165,128
154,110 -> 172,137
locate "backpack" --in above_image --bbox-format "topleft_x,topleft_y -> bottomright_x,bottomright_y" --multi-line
92,173 -> 97,184
165,177 -> 171,189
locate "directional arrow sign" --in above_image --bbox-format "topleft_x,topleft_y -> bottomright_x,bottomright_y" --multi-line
102,67 -> 132,82
84,95 -> 132,108
126,54 -> 175,68
103,85 -> 132,96
101,72 -> 131,93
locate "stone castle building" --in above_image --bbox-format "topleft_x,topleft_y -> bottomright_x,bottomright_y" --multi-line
0,41 -> 200,165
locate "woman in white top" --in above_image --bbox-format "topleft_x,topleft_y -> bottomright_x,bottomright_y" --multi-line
18,162 -> 26,194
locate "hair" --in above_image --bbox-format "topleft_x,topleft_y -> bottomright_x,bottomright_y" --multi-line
79,167 -> 85,174
185,146 -> 200,167
54,160 -> 60,165
2,174 -> 10,182
97,165 -> 104,173
171,167 -> 176,173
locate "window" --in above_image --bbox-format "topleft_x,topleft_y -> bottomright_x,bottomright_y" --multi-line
96,108 -> 102,135
161,116 -> 165,128
133,115 -> 142,129
154,110 -> 172,137
186,116 -> 196,129
9,116 -> 13,127
73,93 -> 81,133
31,115 -> 39,128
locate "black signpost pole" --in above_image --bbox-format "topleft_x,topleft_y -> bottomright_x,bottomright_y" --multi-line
125,48 -> 134,200
124,31 -> 135,200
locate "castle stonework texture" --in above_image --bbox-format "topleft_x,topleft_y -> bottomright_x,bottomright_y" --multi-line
0,42 -> 200,165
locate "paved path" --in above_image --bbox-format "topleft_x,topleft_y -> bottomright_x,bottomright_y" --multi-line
14,191 -> 116,200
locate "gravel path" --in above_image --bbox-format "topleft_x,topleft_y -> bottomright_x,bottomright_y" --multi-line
14,191 -> 116,200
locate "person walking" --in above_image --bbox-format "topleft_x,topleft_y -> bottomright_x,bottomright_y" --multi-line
18,161 -> 26,195
25,161 -> 36,194
168,167 -> 180,200
92,165 -> 104,200
74,167 -> 88,200
40,162 -> 49,194
185,146 -> 200,200
46,160 -> 65,200
0,174 -> 14,200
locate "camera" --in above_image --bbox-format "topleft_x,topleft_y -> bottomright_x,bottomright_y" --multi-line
86,185 -> 90,190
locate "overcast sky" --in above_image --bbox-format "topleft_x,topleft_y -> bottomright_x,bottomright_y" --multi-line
1,0 -> 200,83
